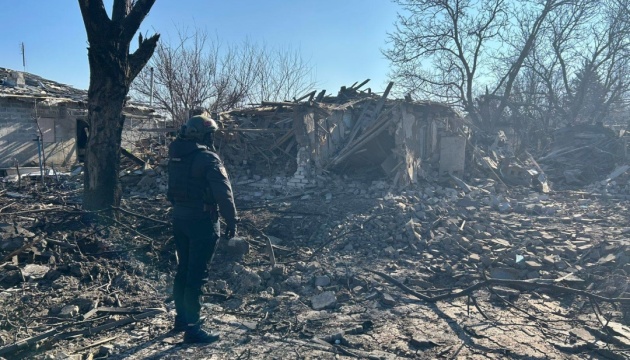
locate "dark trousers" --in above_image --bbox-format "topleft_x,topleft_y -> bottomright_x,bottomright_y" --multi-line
172,216 -> 220,325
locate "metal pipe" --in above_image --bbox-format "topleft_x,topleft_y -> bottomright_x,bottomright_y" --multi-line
149,67 -> 154,106
36,135 -> 43,184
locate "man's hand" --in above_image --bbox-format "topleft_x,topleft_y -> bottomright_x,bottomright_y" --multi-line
224,223 -> 237,239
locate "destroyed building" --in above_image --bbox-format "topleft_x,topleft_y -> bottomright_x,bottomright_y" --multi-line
215,81 -> 466,187
0,67 -> 157,172
538,123 -> 627,186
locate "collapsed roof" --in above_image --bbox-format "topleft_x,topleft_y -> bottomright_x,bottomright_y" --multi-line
0,67 -> 155,116
216,80 -> 466,186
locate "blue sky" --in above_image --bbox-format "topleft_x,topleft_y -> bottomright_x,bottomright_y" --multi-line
0,1 -> 400,94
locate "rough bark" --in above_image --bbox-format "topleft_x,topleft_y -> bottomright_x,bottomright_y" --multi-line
78,0 -> 159,211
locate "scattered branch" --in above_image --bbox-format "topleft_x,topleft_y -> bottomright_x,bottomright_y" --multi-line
367,269 -> 630,304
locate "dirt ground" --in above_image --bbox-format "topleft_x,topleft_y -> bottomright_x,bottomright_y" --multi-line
0,171 -> 628,360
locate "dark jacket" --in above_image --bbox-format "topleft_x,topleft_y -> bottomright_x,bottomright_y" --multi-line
167,138 -> 237,226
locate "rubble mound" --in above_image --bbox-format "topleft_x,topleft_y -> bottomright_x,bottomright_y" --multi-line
0,170 -> 628,359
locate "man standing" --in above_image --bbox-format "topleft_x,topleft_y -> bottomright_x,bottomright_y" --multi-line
167,115 -> 238,343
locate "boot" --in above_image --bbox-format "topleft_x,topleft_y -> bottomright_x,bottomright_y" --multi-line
184,322 -> 220,344
171,315 -> 187,333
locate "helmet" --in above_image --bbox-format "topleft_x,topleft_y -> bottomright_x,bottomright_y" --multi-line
182,115 -> 218,141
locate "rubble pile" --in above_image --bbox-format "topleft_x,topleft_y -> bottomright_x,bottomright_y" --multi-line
215,106 -> 300,179
0,160 -> 628,359
538,124 -> 626,187
585,164 -> 630,198
0,181 -> 172,360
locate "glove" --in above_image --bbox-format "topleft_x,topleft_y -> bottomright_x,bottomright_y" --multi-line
224,223 -> 237,239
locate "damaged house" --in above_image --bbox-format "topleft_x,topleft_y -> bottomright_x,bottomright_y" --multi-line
0,67 -> 157,172
215,81 -> 466,186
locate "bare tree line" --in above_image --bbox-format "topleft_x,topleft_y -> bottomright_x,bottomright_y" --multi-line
384,0 -> 630,136
132,29 -> 317,127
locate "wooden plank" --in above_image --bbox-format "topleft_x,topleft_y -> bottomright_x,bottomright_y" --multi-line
344,82 -> 394,146
351,78 -> 370,90
120,148 -> 145,167
260,101 -> 300,107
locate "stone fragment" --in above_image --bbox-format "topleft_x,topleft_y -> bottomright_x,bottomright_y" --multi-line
99,344 -> 115,356
21,264 -> 50,280
270,264 -> 287,276
524,260 -> 543,270
241,321 -> 258,331
136,175 -> 156,189
59,305 -> 80,318
0,269 -> 24,287
490,286 -> 520,301
237,269 -> 262,293
0,238 -> 26,252
384,246 -> 396,257
381,293 -> 396,306
314,275 -> 331,287
409,337 -> 440,350
489,267 -> 523,280
284,275 -> 302,288
226,237 -> 250,256
311,291 -> 337,310
542,255 -> 557,266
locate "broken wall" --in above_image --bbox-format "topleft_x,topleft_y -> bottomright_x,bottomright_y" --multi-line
211,82 -> 465,188
0,98 -> 77,168
292,100 -> 464,186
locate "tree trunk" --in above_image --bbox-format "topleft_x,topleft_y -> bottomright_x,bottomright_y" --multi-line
83,68 -> 127,210
78,0 -> 159,212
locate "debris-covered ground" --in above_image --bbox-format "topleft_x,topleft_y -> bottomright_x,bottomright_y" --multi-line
0,161 -> 628,360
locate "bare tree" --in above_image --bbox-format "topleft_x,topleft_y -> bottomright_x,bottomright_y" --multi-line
132,30 -> 316,128
560,0 -> 630,125
386,0 -> 630,135
522,0 -> 630,127
384,0 -> 510,126
78,0 -> 159,211
487,0 -> 573,126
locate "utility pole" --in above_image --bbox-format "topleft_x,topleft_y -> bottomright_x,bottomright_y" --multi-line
149,67 -> 154,106
21,42 -> 26,71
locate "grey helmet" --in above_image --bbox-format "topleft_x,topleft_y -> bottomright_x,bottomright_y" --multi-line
181,115 -> 218,141
180,115 -> 219,150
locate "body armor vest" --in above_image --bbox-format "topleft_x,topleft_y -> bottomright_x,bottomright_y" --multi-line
167,149 -> 210,209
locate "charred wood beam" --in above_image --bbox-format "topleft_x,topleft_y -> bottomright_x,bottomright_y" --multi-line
344,82 -> 393,146
351,78 -> 370,90
218,128 -> 291,133
120,147 -> 145,167
368,269 -> 630,304
294,90 -> 317,103
261,101 -> 301,107
315,90 -> 326,102
328,105 -> 399,167
111,206 -> 169,226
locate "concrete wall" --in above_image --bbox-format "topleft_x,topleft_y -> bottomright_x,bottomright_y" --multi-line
0,98 -> 78,168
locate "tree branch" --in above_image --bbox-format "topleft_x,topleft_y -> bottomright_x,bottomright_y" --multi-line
121,0 -> 157,43
129,33 -> 160,83
77,0 -> 111,43
367,269 -> 630,304
112,0 -> 132,23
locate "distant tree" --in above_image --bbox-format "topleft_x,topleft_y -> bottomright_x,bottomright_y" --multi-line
386,0 -> 630,135
384,0 -> 511,127
78,0 -> 159,211
132,29 -> 316,128
558,0 -> 630,125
